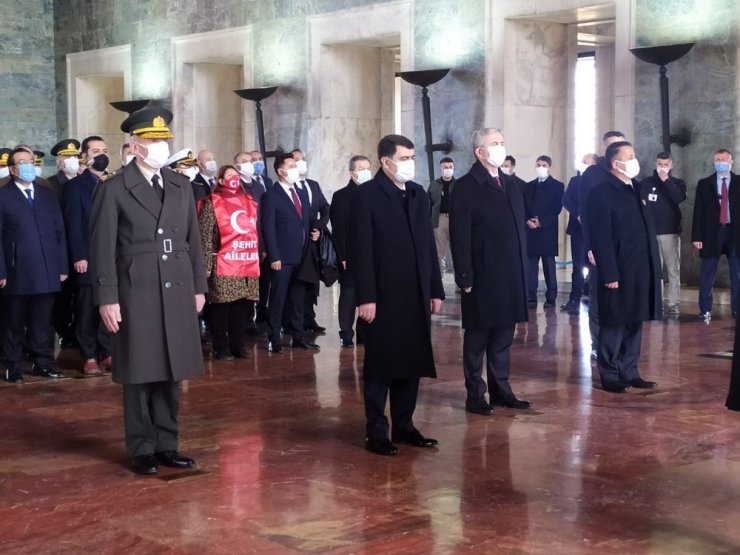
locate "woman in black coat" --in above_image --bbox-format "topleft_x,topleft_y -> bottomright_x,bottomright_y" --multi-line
586,141 -> 661,393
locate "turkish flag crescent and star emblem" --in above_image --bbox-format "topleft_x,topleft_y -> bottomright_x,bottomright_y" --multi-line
211,193 -> 260,277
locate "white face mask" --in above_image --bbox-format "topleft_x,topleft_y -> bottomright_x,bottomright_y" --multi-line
442,168 -> 454,179
296,159 -> 308,176
63,157 -> 79,175
500,166 -> 512,176
124,154 -> 135,166
484,145 -> 506,167
205,160 -> 218,175
536,166 -> 549,179
141,141 -> 170,169
35,166 -> 43,177
0,167 -> 9,179
391,159 -> 415,183
355,169 -> 372,184
617,158 -> 640,179
282,167 -> 300,184
656,166 -> 670,174
184,167 -> 199,181
238,162 -> 255,178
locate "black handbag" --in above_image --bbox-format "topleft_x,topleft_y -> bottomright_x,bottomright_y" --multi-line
319,229 -> 340,287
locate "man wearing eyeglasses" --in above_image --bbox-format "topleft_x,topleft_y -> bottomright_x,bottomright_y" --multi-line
0,147 -> 69,383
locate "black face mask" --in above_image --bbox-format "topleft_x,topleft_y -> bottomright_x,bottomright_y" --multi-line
91,154 -> 109,172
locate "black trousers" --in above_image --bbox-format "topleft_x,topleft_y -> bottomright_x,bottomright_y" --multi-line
363,377 -> 419,439
462,325 -> 515,402
527,255 -> 557,303
208,299 -> 249,355
122,381 -> 180,457
338,279 -> 357,341
588,263 -> 600,349
303,286 -> 318,327
256,257 -> 271,323
2,293 -> 55,369
75,284 -> 111,360
597,321 -> 643,384
268,263 -> 305,343
568,231 -> 585,302
53,278 -> 76,342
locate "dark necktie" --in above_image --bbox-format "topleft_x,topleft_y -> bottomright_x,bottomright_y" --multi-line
494,175 -> 502,189
152,174 -> 164,202
24,188 -> 33,207
290,187 -> 303,219
721,177 -> 729,225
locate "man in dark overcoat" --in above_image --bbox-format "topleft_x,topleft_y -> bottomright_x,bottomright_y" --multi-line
586,141 -> 661,393
449,128 -> 532,416
523,155 -> 564,309
349,134 -> 444,456
90,107 -> 208,475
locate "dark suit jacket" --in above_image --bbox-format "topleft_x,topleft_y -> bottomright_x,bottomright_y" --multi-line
297,178 -> 330,231
90,162 -> 208,385
47,170 -> 70,202
0,180 -> 68,295
691,172 -> 740,258
192,172 -> 213,202
329,179 -> 357,263
523,176 -> 564,256
349,170 -> 444,380
640,171 -> 686,235
62,169 -> 98,285
578,159 -> 610,249
587,173 -> 662,325
260,181 -> 311,265
563,174 -> 582,236
450,161 -> 528,329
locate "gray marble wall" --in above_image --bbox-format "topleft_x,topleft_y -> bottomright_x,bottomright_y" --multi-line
0,0 -> 56,168
634,0 -> 738,287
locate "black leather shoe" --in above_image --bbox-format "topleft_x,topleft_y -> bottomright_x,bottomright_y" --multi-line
155,450 -> 195,469
131,454 -> 158,475
465,399 -> 493,415
543,300 -> 555,308
267,341 -> 283,354
31,364 -> 63,379
4,368 -> 23,383
490,394 -> 532,409
305,321 -> 327,333
214,352 -> 235,361
340,338 -> 355,348
601,380 -> 629,393
365,437 -> 398,456
627,378 -> 657,389
392,429 -> 438,448
560,300 -> 579,311
293,339 -> 320,351
233,350 -> 251,359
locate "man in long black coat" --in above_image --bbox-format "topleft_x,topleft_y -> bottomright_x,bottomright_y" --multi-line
523,155 -> 564,309
586,141 -> 661,393
349,135 -> 444,456
449,128 -> 532,415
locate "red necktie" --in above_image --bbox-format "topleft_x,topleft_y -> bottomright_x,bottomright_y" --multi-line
290,187 -> 303,218
494,175 -> 502,189
721,177 -> 729,225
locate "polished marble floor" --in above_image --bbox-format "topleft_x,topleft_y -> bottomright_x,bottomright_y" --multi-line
1,278 -> 740,554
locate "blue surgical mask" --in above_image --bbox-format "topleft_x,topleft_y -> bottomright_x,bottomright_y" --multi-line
18,163 -> 36,182
715,162 -> 732,174
253,160 -> 265,174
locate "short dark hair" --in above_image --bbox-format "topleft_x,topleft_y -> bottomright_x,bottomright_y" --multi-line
536,155 -> 552,166
604,141 -> 633,166
273,152 -> 295,174
602,130 -> 625,143
81,135 -> 105,155
715,148 -> 733,158
440,157 -> 454,165
349,154 -> 370,171
9,147 -> 33,167
377,134 -> 414,161
656,151 -> 672,161
504,155 -> 516,166
291,148 -> 303,156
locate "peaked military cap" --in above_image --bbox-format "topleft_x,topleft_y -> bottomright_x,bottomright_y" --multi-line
166,148 -> 196,168
121,106 -> 174,139
50,139 -> 81,157
33,150 -> 45,165
0,148 -> 11,167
